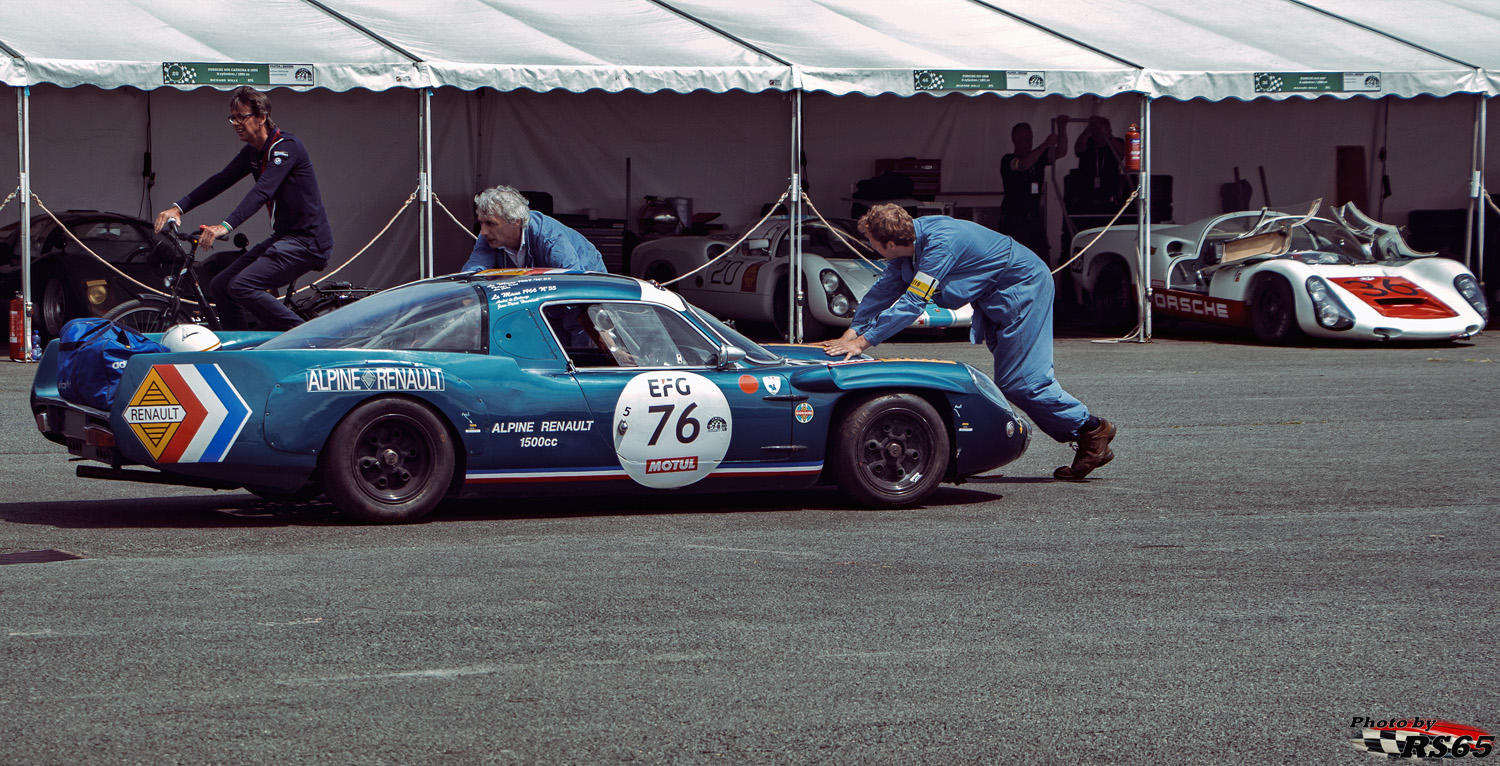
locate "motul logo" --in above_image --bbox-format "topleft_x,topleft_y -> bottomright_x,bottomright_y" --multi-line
646,457 -> 698,474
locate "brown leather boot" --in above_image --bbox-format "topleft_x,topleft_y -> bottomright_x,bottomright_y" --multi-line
1054,418 -> 1116,480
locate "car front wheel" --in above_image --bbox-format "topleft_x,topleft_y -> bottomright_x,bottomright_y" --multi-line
832,393 -> 950,507
37,276 -> 73,339
322,397 -> 455,523
1250,276 -> 1304,343
1090,261 -> 1138,334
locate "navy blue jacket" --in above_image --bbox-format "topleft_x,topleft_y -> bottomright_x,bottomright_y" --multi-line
176,129 -> 334,255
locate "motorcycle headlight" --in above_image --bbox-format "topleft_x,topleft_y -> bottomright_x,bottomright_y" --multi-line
1305,276 -> 1353,330
819,269 -> 842,294
1454,273 -> 1489,323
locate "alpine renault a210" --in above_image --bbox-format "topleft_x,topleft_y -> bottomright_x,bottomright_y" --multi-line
32,270 -> 1030,523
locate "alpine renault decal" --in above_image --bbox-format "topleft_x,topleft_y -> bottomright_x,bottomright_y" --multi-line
124,364 -> 251,463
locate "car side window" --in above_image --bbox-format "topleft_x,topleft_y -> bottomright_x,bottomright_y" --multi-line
543,301 -> 718,369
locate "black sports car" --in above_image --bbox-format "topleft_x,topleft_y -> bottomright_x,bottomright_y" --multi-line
0,210 -> 240,339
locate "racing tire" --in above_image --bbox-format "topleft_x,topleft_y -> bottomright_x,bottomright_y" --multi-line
832,393 -> 951,508
1250,276 -> 1304,344
1090,261 -> 1138,334
36,275 -> 74,339
322,397 -> 455,524
773,278 -> 828,342
104,298 -> 194,334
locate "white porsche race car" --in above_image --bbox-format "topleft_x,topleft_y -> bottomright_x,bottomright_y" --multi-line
629,216 -> 971,341
1068,201 -> 1490,342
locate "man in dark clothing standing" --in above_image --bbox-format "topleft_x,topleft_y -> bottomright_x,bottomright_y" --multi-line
999,118 -> 1067,262
154,86 -> 333,330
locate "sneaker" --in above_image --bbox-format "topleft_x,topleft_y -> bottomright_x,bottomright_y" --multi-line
1054,418 -> 1117,480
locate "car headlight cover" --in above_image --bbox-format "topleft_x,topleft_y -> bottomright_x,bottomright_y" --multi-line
1305,276 -> 1353,330
1454,273 -> 1489,323
829,294 -> 852,317
819,269 -> 842,294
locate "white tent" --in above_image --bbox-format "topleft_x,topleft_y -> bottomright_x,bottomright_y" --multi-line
4,0 -> 1499,348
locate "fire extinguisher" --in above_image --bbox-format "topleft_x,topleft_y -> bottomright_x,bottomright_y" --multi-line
1125,122 -> 1142,173
8,292 -> 25,362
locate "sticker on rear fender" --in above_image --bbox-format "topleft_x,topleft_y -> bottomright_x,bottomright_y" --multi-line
306,367 -> 444,392
613,372 -> 731,488
125,364 -> 251,463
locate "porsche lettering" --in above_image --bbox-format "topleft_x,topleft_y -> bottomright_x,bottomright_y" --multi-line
1155,292 -> 1230,319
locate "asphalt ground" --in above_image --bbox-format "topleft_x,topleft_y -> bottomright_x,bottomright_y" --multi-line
1,322 -> 1497,765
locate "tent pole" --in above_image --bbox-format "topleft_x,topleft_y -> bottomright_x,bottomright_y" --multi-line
1133,95 -> 1151,343
1477,95 -> 1487,296
422,87 -> 435,280
18,85 -> 32,359
1465,94 -> 1480,275
789,88 -> 803,342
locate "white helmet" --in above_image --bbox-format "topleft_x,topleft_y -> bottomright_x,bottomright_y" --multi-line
162,324 -> 222,352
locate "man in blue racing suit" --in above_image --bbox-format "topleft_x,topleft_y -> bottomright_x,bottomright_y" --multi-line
821,204 -> 1118,480
462,185 -> 605,273
154,86 -> 333,331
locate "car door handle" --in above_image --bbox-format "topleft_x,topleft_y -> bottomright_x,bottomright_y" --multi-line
762,394 -> 809,402
761,444 -> 809,452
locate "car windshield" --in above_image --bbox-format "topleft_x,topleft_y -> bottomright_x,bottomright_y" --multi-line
775,219 -> 878,262
1201,202 -> 1375,265
687,304 -> 783,365
258,281 -> 487,352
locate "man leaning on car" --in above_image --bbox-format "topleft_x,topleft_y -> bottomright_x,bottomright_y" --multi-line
463,185 -> 605,273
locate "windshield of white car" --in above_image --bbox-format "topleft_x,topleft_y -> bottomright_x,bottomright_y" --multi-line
687,305 -> 783,365
258,281 -> 487,353
775,220 -> 878,262
1204,204 -> 1375,265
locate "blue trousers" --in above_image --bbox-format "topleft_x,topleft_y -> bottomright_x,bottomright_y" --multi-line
977,265 -> 1091,443
210,234 -> 326,331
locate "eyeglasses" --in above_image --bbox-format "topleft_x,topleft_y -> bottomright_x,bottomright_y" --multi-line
227,112 -> 256,124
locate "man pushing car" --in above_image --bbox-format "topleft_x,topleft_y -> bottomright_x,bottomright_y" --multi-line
821,203 -> 1118,480
462,185 -> 605,273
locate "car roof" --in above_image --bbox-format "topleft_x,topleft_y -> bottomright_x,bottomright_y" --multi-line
433,269 -> 689,311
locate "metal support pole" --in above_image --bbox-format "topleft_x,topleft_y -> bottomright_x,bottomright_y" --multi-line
418,88 -> 435,280
1477,96 -> 1487,296
788,89 -> 804,342
19,85 -> 33,360
1465,94 -> 1481,277
1132,95 -> 1152,342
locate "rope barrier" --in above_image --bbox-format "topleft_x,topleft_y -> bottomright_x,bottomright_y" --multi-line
31,194 -> 171,297
290,189 -> 416,294
797,193 -> 887,271
658,189 -> 790,287
0,186 -> 19,217
1049,188 -> 1140,276
432,192 -> 482,240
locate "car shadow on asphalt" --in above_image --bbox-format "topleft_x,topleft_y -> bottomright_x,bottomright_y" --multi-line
0,484 -> 1008,529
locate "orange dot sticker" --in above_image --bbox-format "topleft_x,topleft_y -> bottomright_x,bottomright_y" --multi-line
738,375 -> 759,394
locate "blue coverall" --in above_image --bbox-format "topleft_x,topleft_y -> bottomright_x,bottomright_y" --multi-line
175,129 -> 333,331
462,211 -> 606,272
849,216 -> 1091,442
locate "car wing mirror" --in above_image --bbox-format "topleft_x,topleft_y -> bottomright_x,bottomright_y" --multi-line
714,344 -> 747,369
745,238 -> 770,254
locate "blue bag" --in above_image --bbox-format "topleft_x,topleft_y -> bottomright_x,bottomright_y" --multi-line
56,318 -> 168,411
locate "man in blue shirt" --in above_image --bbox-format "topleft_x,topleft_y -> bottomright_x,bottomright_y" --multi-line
462,186 -> 604,273
822,204 -> 1117,480
154,86 -> 332,331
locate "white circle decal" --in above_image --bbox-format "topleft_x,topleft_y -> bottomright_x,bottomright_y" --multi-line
613,372 -> 732,488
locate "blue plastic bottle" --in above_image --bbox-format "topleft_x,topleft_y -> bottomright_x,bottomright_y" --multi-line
31,330 -> 40,361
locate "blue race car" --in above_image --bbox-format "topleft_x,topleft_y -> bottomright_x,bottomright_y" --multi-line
31,270 -> 1030,523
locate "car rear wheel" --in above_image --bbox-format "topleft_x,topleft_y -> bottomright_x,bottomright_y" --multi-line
36,276 -> 74,339
104,298 -> 193,334
1250,276 -> 1304,344
832,393 -> 950,508
1090,261 -> 1137,334
322,397 -> 455,524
